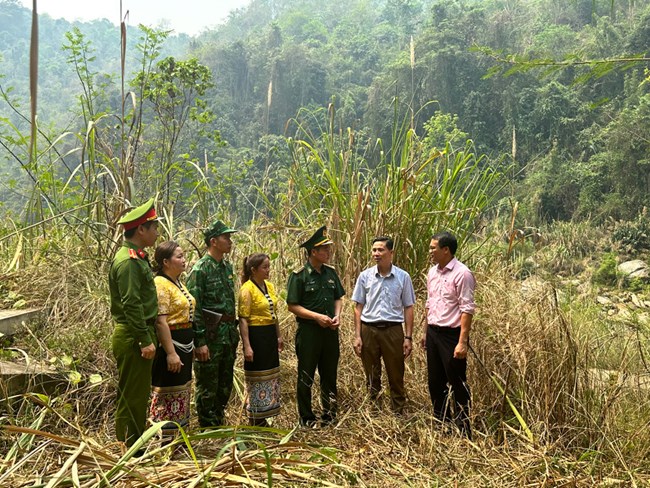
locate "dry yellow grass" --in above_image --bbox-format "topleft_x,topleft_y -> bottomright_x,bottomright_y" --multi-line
2,235 -> 650,486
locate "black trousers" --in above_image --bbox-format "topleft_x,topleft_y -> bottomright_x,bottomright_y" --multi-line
425,325 -> 471,437
295,322 -> 339,425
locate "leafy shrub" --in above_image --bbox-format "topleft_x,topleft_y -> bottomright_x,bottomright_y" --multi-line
612,214 -> 650,252
592,252 -> 618,286
626,277 -> 646,292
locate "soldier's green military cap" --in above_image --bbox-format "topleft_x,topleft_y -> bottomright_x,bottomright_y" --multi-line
117,198 -> 159,231
204,220 -> 237,245
300,225 -> 334,252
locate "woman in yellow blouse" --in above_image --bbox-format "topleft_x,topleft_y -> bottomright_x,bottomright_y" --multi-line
150,241 -> 196,440
238,253 -> 283,426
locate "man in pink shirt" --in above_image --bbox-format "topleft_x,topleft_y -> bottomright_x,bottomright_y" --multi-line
421,231 -> 476,439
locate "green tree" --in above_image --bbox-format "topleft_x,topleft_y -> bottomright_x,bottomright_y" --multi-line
135,56 -> 215,200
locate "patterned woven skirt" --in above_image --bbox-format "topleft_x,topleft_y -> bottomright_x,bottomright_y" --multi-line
244,324 -> 281,420
150,327 -> 194,437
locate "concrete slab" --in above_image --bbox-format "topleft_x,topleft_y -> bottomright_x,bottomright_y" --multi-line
0,308 -> 42,336
0,359 -> 62,410
586,368 -> 650,391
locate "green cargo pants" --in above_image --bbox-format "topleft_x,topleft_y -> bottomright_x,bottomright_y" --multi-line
194,332 -> 239,427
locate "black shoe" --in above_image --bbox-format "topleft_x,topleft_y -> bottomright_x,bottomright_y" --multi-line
320,414 -> 336,427
300,418 -> 319,429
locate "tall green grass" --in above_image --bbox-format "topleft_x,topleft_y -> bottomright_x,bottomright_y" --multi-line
258,105 -> 505,289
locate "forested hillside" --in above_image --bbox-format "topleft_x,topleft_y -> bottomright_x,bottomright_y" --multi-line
1,0 -> 649,223
192,0 -> 650,222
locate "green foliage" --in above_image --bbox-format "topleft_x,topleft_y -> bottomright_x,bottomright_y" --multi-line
592,252 -> 618,286
0,19 -> 235,262
63,27 -> 98,121
582,94 -> 650,221
525,148 -> 581,222
266,104 -> 504,286
519,219 -> 605,276
422,111 -> 469,150
626,276 -> 646,292
612,214 -> 650,252
133,54 -> 219,206
4,0 -> 650,236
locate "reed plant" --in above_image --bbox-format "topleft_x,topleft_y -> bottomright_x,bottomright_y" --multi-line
1,14 -> 226,272
258,105 -> 504,291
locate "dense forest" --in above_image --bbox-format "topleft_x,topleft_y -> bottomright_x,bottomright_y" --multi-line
1,0 -> 650,225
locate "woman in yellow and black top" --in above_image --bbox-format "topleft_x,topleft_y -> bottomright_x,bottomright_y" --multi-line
238,253 -> 284,426
150,241 -> 196,441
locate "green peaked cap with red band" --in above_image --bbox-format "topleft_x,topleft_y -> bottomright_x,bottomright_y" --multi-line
117,198 -> 158,231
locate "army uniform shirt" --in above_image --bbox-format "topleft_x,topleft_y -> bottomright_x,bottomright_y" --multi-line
187,254 -> 237,347
286,262 -> 345,320
108,241 -> 157,347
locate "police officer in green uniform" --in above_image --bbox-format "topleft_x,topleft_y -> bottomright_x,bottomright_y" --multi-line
187,220 -> 239,427
109,199 -> 160,449
287,226 -> 345,427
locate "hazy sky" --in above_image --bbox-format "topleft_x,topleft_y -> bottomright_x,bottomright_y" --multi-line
20,0 -> 252,36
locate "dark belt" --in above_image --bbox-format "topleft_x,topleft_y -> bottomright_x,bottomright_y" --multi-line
220,314 -> 236,322
362,320 -> 402,329
428,324 -> 460,333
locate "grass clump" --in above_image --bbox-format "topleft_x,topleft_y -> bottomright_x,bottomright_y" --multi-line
592,252 -> 619,287
612,214 -> 650,253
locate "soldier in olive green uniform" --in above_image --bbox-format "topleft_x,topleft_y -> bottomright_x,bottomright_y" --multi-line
187,220 -> 239,427
109,199 -> 160,448
287,226 -> 345,427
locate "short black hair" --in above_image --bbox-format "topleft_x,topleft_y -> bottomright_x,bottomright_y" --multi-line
124,220 -> 157,239
431,231 -> 457,256
372,236 -> 394,250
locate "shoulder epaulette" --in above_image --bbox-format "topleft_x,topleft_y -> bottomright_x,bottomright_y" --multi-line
292,266 -> 305,274
128,249 -> 138,259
